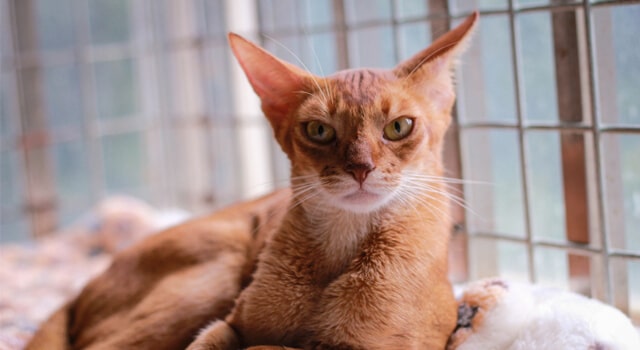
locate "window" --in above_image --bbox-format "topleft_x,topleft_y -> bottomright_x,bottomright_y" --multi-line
1,0 -> 263,240
452,0 -> 640,324
1,0 -> 638,326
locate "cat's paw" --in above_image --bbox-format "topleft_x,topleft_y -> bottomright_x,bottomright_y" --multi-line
306,340 -> 362,350
186,320 -> 240,350
245,346 -> 300,350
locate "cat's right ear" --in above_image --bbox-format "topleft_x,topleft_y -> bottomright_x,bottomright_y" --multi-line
228,33 -> 311,131
393,12 -> 478,116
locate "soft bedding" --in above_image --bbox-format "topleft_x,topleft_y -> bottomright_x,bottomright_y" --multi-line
2,197 -> 638,350
0,197 -> 185,350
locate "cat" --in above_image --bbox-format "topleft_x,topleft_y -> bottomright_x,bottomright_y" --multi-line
187,12 -> 478,350
25,189 -> 291,350
25,11 -> 477,350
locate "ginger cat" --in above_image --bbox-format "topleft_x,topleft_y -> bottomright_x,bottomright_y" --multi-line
188,12 -> 478,350
26,12 -> 477,350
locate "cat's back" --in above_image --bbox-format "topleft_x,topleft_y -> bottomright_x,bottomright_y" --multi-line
26,189 -> 291,350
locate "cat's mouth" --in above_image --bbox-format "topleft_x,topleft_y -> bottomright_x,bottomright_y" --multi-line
344,189 -> 380,202
338,188 -> 391,213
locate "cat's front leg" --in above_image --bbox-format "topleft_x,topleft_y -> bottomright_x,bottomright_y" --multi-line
308,251 -> 457,350
245,347 -> 300,350
186,320 -> 240,350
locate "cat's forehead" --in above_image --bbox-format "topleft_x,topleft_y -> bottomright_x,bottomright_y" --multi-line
328,68 -> 397,106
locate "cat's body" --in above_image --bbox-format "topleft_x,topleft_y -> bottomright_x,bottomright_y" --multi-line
189,12 -> 477,350
26,189 -> 290,350
214,195 -> 455,349
26,12 -> 477,350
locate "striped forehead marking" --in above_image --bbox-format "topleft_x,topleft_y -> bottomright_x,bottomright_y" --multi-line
337,69 -> 382,105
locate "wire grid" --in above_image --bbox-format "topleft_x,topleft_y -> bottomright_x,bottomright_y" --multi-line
257,0 -> 640,323
0,0 -> 254,241
1,0 -> 638,323
458,0 -> 640,318
454,0 -> 639,322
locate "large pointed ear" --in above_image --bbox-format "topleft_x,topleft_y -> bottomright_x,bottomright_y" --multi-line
395,12 -> 478,78
394,11 -> 478,111
228,33 -> 312,131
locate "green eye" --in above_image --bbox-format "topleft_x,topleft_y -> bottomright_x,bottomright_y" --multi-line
305,121 -> 336,144
383,117 -> 414,141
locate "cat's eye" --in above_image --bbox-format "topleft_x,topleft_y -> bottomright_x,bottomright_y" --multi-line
383,117 -> 414,141
305,121 -> 336,144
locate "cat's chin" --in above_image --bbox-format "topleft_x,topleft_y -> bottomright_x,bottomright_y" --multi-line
334,189 -> 392,214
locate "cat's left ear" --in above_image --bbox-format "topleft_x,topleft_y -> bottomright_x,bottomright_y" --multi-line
394,12 -> 478,108
228,33 -> 314,138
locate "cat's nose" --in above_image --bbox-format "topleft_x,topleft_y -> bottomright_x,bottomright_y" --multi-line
345,162 -> 375,186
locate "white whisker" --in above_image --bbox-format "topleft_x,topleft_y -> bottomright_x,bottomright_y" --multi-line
402,177 -> 483,220
302,28 -> 324,77
393,187 -> 423,217
405,41 -> 459,80
245,174 -> 324,194
290,174 -> 321,182
288,175 -> 329,211
400,186 -> 451,219
302,29 -> 333,102
262,34 -> 329,104
294,90 -> 315,97
289,187 -> 322,211
403,172 -> 493,186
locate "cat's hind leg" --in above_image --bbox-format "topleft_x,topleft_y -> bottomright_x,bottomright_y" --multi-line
187,320 -> 240,350
187,321 -> 303,350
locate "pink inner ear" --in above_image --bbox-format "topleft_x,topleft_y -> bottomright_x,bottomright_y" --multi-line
251,66 -> 302,102
228,33 -> 312,125
229,33 -> 307,100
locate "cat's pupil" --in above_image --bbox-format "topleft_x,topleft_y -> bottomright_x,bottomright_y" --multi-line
394,121 -> 401,133
318,125 -> 325,135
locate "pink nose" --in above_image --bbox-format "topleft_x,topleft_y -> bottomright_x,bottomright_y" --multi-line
345,163 -> 375,186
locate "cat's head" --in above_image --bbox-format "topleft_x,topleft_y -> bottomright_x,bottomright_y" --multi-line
229,13 -> 477,214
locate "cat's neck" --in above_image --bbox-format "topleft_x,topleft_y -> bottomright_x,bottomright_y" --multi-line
283,183 -> 451,279
301,205 -> 373,261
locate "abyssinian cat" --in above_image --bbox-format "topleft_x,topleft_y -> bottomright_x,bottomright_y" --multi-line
187,12 -> 477,350
26,12 -> 477,350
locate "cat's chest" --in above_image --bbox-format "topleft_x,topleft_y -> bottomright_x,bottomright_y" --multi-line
309,214 -> 375,279
270,217 -> 372,287
237,208 -> 428,346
